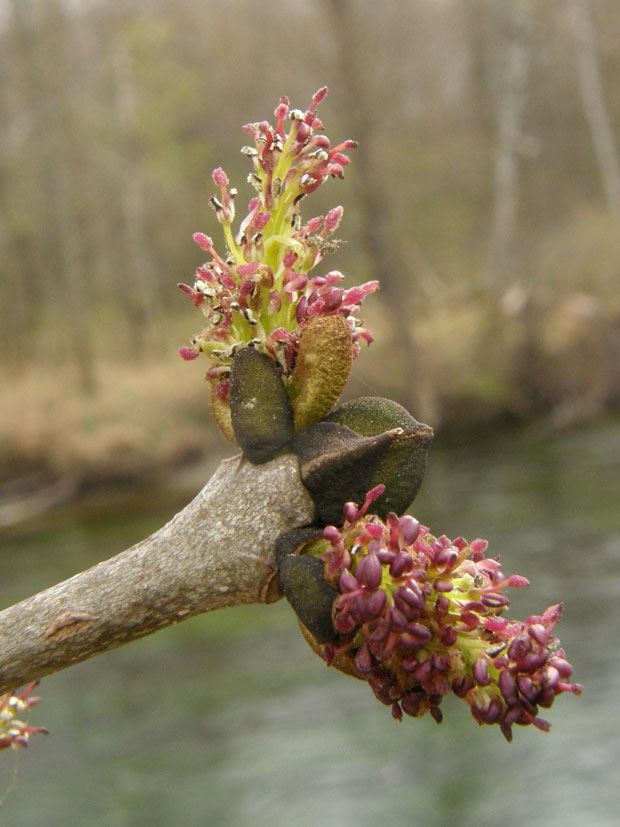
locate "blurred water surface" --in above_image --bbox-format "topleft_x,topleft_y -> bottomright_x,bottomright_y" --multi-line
1,422 -> 618,826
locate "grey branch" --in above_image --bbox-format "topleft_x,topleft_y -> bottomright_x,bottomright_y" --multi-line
0,454 -> 315,695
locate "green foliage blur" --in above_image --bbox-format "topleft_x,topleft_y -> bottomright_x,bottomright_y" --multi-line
2,0 -> 620,485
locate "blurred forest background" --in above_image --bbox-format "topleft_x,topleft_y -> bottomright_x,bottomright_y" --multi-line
2,0 -> 620,497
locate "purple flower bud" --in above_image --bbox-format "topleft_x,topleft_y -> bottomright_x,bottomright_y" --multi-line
295,295 -> 308,325
193,232 -> 213,251
389,553 -> 409,578
335,593 -> 353,611
430,706 -> 443,724
327,163 -> 344,178
358,485 -> 386,516
354,643 -> 373,674
432,653 -> 449,673
356,588 -> 386,620
391,702 -> 403,722
548,656 -> 573,678
343,502 -> 359,523
212,167 -> 229,187
463,601 -> 486,613
339,569 -> 358,593
435,546 -> 459,571
403,623 -> 432,646
481,592 -> 510,608
469,538 -> 488,554
253,211 -> 271,230
518,694 -> 538,717
363,523 -> 384,542
355,553 -> 382,589
179,346 -> 200,361
541,666 -> 560,689
374,633 -> 398,660
402,692 -> 425,717
527,623 -> 549,645
310,135 -> 330,152
519,652 -> 547,674
398,516 -> 420,547
452,675 -> 475,697
394,584 -> 425,615
459,612 -> 479,631
322,525 -> 341,544
507,635 -> 532,662
533,717 -> 551,733
499,670 -> 518,706
368,621 -> 390,644
473,658 -> 492,686
237,262 -> 259,277
310,86 -> 329,108
503,705 -> 525,727
537,688 -> 556,708
415,659 -> 433,681
433,579 -> 454,593
218,270 -> 236,289
542,603 -> 563,625
403,578 -> 425,600
500,722 -> 513,742
324,206 -> 344,232
388,607 -> 408,633
435,594 -> 450,615
348,602 -> 363,625
334,612 -> 357,635
368,672 -> 391,701
485,698 -> 502,724
342,286 -> 367,304
516,675 -> 537,701
295,121 -> 311,143
376,549 -> 396,565
505,574 -> 530,588
330,152 -> 351,166
440,626 -> 458,646
284,273 -> 308,293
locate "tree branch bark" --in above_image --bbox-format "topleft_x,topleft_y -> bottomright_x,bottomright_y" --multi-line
0,453 -> 314,695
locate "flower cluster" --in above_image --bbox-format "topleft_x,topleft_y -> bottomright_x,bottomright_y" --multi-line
0,683 -> 47,751
310,487 -> 582,741
178,88 -> 378,408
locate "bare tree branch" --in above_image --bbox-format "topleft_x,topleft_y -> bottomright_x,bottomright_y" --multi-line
0,453 -> 314,695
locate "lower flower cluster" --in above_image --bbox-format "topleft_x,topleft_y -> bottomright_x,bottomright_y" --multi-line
312,487 -> 582,741
0,682 -> 47,751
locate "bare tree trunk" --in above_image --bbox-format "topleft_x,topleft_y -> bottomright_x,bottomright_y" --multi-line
112,39 -> 166,349
53,165 -> 97,394
0,453 -> 314,695
571,0 -> 620,228
487,1 -> 534,289
324,0 -> 419,410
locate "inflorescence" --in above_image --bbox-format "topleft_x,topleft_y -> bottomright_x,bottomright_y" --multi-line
0,683 -> 47,751
178,87 -> 378,406
308,486 -> 582,741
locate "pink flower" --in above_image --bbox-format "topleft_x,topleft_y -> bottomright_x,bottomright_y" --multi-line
312,496 -> 582,740
0,682 -> 48,751
179,88 -> 377,419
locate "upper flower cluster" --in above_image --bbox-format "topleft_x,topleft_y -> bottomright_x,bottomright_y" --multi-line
0,682 -> 47,751
308,487 -> 582,741
178,88 -> 378,413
